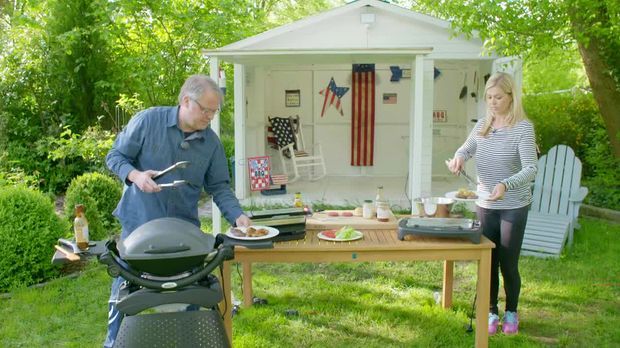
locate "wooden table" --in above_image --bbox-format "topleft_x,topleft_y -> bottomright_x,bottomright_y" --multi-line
220,230 -> 494,348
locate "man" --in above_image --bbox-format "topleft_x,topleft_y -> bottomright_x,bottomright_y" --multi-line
104,74 -> 251,347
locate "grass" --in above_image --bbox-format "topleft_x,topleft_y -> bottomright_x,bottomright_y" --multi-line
0,217 -> 618,347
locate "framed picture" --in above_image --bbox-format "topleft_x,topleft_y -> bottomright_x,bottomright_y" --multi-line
383,93 -> 397,104
285,89 -> 300,107
433,110 -> 447,123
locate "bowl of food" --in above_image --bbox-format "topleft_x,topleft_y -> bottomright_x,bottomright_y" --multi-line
413,197 -> 455,218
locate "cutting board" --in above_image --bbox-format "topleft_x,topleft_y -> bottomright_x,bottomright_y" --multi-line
306,210 -> 398,231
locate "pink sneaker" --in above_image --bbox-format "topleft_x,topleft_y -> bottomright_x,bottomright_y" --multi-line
488,313 -> 500,335
502,311 -> 519,335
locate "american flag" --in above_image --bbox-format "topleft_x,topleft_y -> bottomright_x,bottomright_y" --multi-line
319,77 -> 349,117
351,64 -> 375,166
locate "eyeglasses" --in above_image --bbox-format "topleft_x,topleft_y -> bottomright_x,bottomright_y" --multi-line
191,98 -> 220,117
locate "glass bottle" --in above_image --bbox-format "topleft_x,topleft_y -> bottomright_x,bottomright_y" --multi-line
74,204 -> 90,250
376,201 -> 391,222
362,200 -> 374,219
375,185 -> 384,209
293,192 -> 304,208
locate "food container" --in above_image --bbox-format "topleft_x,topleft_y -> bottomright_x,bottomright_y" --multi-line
118,218 -> 215,276
413,197 -> 455,218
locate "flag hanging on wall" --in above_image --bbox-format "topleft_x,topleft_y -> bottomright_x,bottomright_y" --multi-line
319,77 -> 349,117
351,64 -> 375,166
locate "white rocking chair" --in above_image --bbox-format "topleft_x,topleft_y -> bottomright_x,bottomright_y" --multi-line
268,116 -> 326,183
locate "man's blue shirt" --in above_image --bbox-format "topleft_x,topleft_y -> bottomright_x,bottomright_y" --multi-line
106,106 -> 242,238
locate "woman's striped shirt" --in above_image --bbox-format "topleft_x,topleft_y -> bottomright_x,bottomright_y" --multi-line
455,119 -> 538,210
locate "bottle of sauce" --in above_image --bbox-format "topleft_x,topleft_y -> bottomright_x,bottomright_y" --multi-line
375,185 -> 384,209
74,204 -> 90,251
376,202 -> 391,222
293,192 -> 304,208
362,200 -> 374,219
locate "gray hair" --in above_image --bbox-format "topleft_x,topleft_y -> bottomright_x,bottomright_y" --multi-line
178,74 -> 223,107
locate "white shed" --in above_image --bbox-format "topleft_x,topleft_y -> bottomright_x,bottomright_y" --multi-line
203,0 -> 521,224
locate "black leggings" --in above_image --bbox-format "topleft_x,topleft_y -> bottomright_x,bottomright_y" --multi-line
477,205 -> 529,314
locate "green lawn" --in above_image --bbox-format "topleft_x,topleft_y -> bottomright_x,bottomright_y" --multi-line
1,217 -> 618,347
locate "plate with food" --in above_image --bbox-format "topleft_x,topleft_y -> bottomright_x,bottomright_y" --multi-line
445,188 -> 490,201
317,226 -> 364,242
226,225 -> 279,240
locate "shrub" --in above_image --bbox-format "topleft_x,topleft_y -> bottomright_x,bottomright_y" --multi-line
64,173 -> 122,240
524,92 -> 619,210
0,186 -> 70,292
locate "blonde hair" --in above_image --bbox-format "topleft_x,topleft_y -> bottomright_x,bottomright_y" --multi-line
479,72 -> 527,137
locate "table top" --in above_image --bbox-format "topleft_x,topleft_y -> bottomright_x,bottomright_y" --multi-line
236,229 -> 494,253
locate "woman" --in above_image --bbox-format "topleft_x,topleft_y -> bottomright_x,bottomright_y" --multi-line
447,72 -> 537,335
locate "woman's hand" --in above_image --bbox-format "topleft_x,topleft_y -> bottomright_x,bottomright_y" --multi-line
446,157 -> 464,175
488,182 -> 506,201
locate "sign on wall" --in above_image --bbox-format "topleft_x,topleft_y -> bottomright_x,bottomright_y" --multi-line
248,156 -> 272,191
285,89 -> 300,107
383,93 -> 397,104
433,110 -> 447,123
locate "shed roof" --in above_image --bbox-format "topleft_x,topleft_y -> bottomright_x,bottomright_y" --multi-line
203,0 -> 497,64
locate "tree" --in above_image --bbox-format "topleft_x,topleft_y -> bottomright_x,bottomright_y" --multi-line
409,0 -> 620,158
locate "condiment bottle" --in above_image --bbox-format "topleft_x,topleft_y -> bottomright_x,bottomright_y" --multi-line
362,200 -> 374,219
375,185 -> 384,209
293,192 -> 304,208
74,204 -> 90,250
376,202 -> 391,222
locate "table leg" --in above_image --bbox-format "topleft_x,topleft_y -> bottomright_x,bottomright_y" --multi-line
242,262 -> 253,307
475,249 -> 491,348
220,261 -> 233,345
442,260 -> 454,309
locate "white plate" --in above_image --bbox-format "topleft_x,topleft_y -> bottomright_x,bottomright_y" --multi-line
317,230 -> 364,242
226,226 -> 279,240
445,190 -> 491,202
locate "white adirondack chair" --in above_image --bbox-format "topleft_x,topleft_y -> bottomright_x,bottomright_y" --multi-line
521,145 -> 588,258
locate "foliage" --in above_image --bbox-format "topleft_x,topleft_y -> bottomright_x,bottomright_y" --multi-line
64,173 -> 122,240
0,186 -> 70,292
1,217 -> 619,346
522,46 -> 589,95
47,124 -> 116,175
411,0 -> 620,157
524,91 -> 619,210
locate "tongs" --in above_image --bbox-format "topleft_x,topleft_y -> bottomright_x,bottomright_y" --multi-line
445,160 -> 478,188
158,180 -> 187,189
153,161 -> 190,180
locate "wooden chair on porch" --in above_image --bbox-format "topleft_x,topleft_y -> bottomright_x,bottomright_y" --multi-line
521,145 -> 588,258
267,115 -> 326,183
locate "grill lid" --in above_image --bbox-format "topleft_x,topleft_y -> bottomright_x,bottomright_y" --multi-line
119,218 -> 215,261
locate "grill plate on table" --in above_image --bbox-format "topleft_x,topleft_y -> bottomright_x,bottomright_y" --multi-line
398,217 -> 482,244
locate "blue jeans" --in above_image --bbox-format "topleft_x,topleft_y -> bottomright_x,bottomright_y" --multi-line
103,276 -> 124,348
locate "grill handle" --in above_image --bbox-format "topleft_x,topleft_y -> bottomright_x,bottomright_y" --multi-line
144,245 -> 191,254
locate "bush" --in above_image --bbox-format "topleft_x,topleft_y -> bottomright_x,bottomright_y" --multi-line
524,92 -> 619,211
64,173 -> 122,240
0,186 -> 70,292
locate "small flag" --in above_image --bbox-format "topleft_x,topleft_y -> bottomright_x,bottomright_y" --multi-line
319,77 -> 349,117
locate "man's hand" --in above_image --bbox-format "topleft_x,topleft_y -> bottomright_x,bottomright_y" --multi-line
235,214 -> 252,227
128,170 -> 162,193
